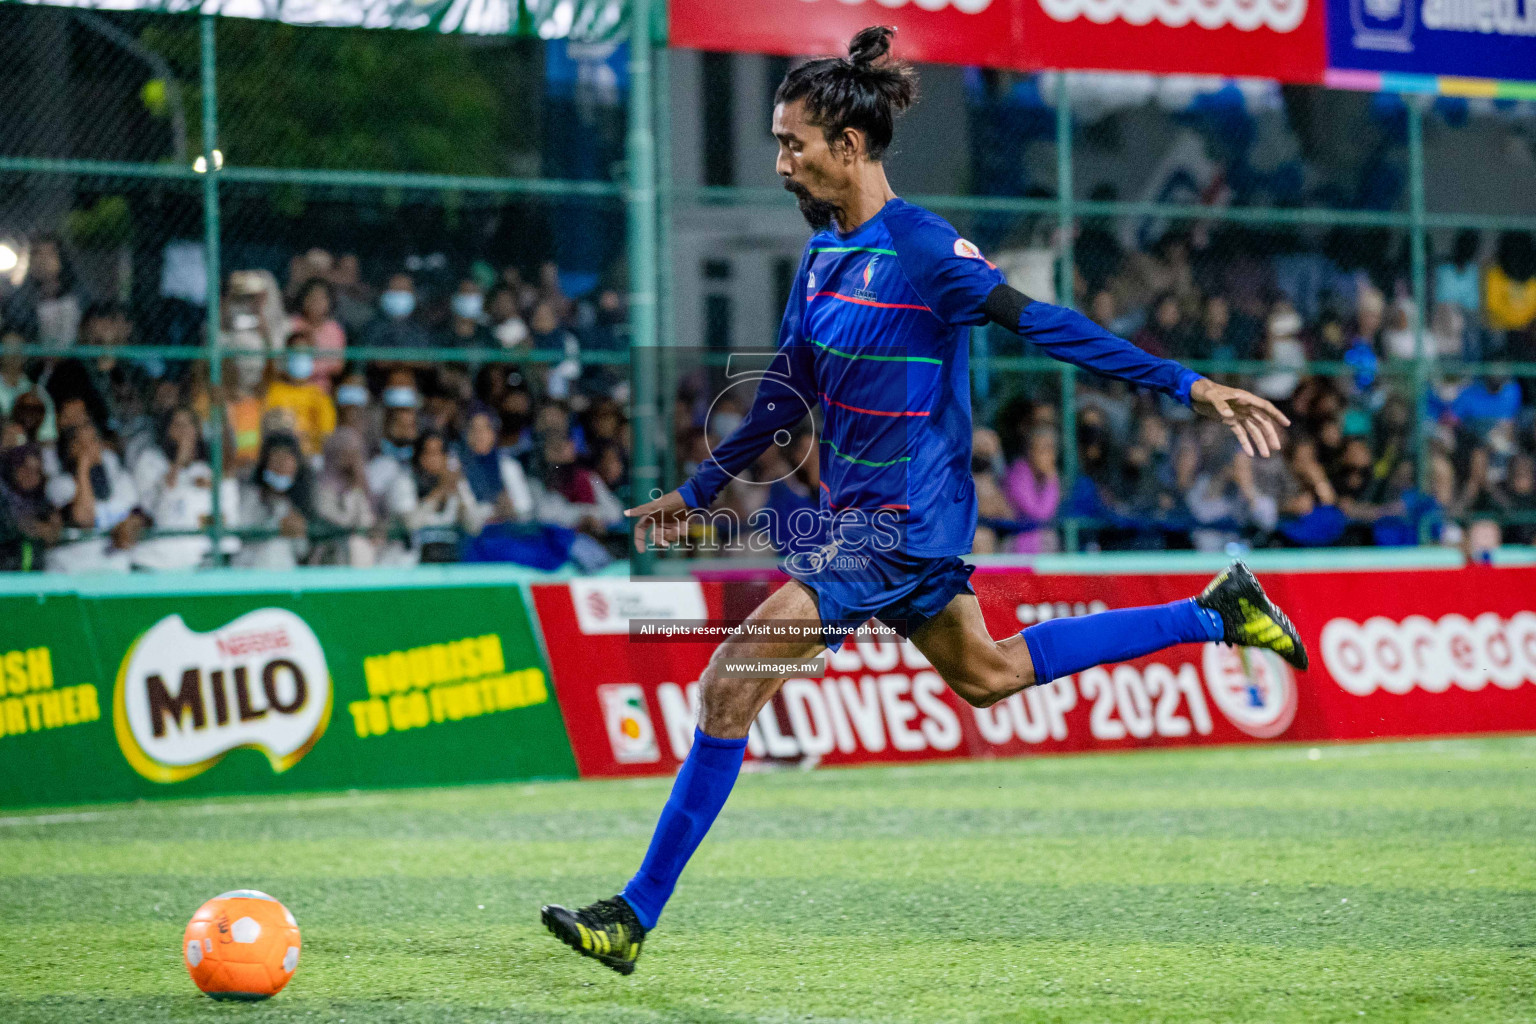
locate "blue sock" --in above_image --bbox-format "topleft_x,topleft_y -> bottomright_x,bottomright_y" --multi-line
620,728 -> 747,930
1022,599 -> 1224,684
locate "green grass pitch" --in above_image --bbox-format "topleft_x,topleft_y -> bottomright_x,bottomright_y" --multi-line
1,736 -> 1532,1023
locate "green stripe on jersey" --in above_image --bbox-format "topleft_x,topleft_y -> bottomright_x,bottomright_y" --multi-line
810,339 -> 943,365
808,246 -> 898,256
819,438 -> 912,468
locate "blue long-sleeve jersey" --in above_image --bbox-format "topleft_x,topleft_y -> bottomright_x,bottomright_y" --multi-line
678,198 -> 1201,557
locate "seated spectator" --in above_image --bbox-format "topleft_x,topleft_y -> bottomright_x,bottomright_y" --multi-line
367,402 -> 420,501
386,429 -> 485,564
0,444 -> 62,571
362,271 -> 431,352
1435,230 -> 1481,321
234,432 -> 313,569
313,426 -> 379,566
334,370 -> 373,434
532,433 -> 622,535
329,253 -> 377,337
264,349 -> 336,458
131,407 -> 237,571
439,278 -> 496,351
46,421 -> 143,573
221,270 -> 286,393
1255,301 -> 1308,402
487,285 -> 530,349
1185,452 -> 1277,552
289,278 -> 346,388
47,300 -> 156,437
1476,453 -> 1536,545
1429,302 -> 1467,361
528,301 -> 582,400
455,405 -> 533,523
1003,426 -> 1060,554
1131,292 -> 1186,359
0,332 -> 55,442
971,428 -> 1014,555
4,234 -> 81,348
1485,231 -> 1536,358
1380,299 -> 1417,361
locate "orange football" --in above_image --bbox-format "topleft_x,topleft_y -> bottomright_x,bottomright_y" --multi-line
183,890 -> 301,1000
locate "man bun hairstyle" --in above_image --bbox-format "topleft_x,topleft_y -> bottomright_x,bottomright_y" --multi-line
774,25 -> 918,161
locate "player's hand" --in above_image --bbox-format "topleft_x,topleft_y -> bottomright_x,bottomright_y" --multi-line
624,489 -> 691,553
1189,378 -> 1290,458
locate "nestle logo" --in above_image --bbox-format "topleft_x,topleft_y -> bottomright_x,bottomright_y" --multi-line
215,628 -> 292,659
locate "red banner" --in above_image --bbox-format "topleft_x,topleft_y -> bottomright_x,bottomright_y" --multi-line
669,0 -> 1327,85
533,566 -> 1536,778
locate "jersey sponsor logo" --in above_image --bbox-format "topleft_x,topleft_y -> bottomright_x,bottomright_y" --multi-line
852,256 -> 880,301
807,270 -> 816,293
795,0 -> 995,11
1201,643 -> 1297,739
1036,0 -> 1308,32
953,238 -> 984,259
1320,612 -> 1536,696
598,684 -> 660,763
113,609 -> 332,783
570,580 -> 709,634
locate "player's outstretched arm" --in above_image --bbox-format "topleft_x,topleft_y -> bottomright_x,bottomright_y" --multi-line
983,284 -> 1288,456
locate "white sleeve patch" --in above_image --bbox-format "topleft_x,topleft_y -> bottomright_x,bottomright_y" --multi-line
954,238 -> 983,259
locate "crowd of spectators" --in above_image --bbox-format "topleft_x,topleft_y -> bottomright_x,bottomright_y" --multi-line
967,224 -> 1536,555
2,220 -> 1535,573
0,236 -> 630,572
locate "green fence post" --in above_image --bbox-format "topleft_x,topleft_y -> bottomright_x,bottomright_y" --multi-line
200,13 -> 225,564
1408,98 -> 1431,544
626,0 -> 660,576
1055,74 -> 1079,553
654,31 -> 677,499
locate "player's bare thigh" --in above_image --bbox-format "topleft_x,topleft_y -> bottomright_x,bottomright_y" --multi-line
698,579 -> 825,738
909,591 -> 1035,708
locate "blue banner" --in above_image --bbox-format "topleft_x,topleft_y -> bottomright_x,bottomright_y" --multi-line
1327,0 -> 1536,83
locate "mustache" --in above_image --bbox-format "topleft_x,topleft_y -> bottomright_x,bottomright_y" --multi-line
784,179 -> 839,231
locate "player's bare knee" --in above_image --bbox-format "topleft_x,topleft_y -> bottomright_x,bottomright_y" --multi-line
951,659 -> 1034,709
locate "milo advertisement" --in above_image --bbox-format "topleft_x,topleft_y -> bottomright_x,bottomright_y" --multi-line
0,583 -> 576,807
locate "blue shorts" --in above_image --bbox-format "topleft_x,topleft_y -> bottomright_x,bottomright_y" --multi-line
786,546 -> 976,651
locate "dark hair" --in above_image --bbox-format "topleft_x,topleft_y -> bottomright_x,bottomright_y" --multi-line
158,406 -> 208,464
773,26 -> 917,161
291,277 -> 333,316
1496,231 -> 1535,281
253,431 -> 313,511
1450,229 -> 1479,267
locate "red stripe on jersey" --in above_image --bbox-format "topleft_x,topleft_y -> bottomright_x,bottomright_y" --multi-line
819,393 -> 930,418
810,291 -> 932,312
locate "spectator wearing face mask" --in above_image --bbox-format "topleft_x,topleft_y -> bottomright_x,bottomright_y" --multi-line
328,253 -> 376,336
486,285 -> 530,349
131,407 -> 239,571
1003,427 -> 1060,554
333,371 -> 373,435
362,271 -> 431,352
263,342 -> 336,458
386,429 -> 485,564
289,278 -> 347,388
367,401 -> 420,501
46,421 -> 144,573
454,405 -> 533,523
221,270 -> 287,392
438,278 -> 496,351
235,432 -> 313,569
0,444 -> 62,571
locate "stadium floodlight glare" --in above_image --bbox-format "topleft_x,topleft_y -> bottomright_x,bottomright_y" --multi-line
193,149 -> 224,173
0,242 -> 17,274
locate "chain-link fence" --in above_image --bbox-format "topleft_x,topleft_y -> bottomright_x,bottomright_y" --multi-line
1,4 -> 1534,573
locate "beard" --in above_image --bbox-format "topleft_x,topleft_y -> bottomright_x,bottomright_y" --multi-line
784,179 -> 840,231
